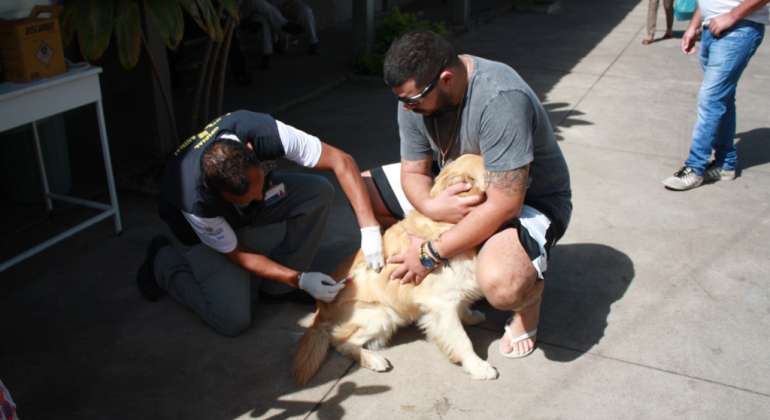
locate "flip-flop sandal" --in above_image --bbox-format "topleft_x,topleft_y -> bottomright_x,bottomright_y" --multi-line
499,317 -> 538,359
641,39 -> 653,45
662,33 -> 673,40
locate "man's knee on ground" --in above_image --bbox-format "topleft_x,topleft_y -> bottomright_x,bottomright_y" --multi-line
301,176 -> 334,211
212,312 -> 252,337
478,267 -> 541,310
312,176 -> 334,199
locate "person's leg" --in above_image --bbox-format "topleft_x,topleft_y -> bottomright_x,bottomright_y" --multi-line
240,0 -> 287,30
662,0 -> 674,36
240,0 -> 284,67
228,31 -> 253,86
478,206 -> 552,357
361,169 -> 400,228
685,23 -> 764,174
711,24 -> 764,171
478,228 -> 542,357
287,2 -> 318,46
249,173 -> 333,294
643,0 -> 659,43
154,243 -> 252,336
365,163 -> 422,228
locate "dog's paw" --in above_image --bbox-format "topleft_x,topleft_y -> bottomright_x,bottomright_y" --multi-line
462,309 -> 486,326
361,349 -> 390,372
465,359 -> 499,380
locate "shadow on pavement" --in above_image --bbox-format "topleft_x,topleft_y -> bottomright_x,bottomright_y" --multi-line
468,243 -> 633,363
544,102 -> 593,140
735,128 -> 770,173
539,243 -> 635,362
246,382 -> 390,420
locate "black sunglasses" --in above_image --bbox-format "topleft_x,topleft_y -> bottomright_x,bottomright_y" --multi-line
395,59 -> 448,106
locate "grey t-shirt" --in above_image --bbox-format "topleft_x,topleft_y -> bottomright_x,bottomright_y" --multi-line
398,56 -> 572,239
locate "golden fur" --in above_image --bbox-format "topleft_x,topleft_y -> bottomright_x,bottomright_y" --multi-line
292,154 -> 498,385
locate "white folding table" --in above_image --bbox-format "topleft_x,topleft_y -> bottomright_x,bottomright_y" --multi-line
0,66 -> 122,272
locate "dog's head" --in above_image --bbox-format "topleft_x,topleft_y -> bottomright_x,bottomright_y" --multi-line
430,154 -> 486,198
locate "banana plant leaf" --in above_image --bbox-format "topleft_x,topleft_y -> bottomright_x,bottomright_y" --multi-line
180,0 -> 223,42
60,0 -> 235,68
215,0 -> 240,20
114,0 -> 142,68
60,0 -> 81,47
77,0 -> 115,62
145,0 -> 185,51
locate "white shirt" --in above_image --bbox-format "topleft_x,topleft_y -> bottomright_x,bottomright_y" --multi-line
698,0 -> 770,25
183,120 -> 323,253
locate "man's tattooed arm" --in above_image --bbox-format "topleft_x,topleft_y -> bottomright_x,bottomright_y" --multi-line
484,165 -> 529,197
404,159 -> 433,170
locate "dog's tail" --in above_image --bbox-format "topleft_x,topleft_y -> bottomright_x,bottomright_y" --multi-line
293,311 -> 332,386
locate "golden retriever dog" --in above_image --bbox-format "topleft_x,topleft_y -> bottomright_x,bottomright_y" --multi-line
293,154 -> 498,385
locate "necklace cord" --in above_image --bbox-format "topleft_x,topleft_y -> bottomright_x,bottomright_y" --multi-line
433,56 -> 471,167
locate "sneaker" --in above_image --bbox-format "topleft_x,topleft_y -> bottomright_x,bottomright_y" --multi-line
258,288 -> 316,305
662,166 -> 703,191
704,162 -> 736,181
136,235 -> 172,301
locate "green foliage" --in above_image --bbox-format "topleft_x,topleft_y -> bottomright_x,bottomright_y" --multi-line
352,6 -> 447,77
61,0 -> 239,69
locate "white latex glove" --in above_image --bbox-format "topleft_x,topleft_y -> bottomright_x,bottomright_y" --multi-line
360,225 -> 384,273
298,272 -> 345,302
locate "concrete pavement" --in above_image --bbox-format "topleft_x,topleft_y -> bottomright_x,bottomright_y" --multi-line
1,0 -> 769,418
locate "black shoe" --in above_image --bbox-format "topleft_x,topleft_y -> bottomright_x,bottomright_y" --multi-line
308,43 -> 318,55
136,235 -> 172,301
260,54 -> 271,71
258,288 -> 316,305
283,21 -> 305,35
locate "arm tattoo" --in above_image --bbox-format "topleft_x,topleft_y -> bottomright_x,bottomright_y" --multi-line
404,159 -> 432,169
484,166 -> 529,197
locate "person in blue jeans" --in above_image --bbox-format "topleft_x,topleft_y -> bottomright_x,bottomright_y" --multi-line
663,0 -> 769,190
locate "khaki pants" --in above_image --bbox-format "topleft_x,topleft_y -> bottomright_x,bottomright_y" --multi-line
647,0 -> 674,37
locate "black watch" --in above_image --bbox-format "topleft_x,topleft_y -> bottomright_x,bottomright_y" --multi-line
419,242 -> 436,270
427,241 -> 449,267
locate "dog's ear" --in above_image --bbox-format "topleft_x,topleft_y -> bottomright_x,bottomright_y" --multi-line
430,154 -> 486,198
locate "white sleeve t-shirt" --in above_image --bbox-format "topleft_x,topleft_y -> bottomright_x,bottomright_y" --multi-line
183,120 -> 323,253
698,0 -> 770,25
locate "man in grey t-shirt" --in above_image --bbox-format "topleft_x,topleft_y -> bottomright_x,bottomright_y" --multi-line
362,29 -> 572,359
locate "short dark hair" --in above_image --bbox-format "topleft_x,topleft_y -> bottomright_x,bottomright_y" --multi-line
200,138 -> 260,196
383,29 -> 459,88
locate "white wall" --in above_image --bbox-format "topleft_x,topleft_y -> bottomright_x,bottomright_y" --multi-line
0,0 -> 53,20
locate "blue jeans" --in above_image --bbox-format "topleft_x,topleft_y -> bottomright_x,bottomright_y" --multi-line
685,20 -> 764,175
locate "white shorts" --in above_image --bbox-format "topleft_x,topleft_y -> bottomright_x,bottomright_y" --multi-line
370,162 -> 554,279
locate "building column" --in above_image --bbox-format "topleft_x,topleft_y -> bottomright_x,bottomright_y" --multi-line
454,0 -> 470,29
353,0 -> 375,54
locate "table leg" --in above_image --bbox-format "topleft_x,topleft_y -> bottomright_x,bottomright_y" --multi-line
96,100 -> 122,234
31,120 -> 54,215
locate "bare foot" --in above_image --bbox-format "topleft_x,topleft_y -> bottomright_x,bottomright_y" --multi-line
500,298 -> 541,357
